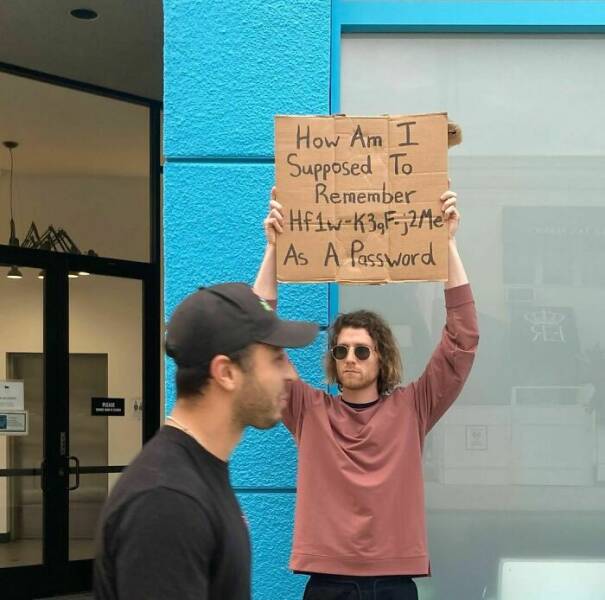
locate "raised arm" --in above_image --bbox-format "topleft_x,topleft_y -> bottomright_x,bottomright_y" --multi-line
411,185 -> 479,433
412,284 -> 478,434
252,189 -> 318,438
253,187 -> 283,301
440,185 -> 469,290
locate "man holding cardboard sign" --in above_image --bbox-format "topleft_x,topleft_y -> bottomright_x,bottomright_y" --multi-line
253,114 -> 478,599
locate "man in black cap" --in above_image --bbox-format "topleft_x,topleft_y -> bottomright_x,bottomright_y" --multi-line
94,283 -> 318,600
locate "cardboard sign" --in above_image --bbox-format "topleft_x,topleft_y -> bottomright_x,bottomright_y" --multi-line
275,113 -> 449,283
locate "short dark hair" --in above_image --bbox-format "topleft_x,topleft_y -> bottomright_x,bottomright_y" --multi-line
326,310 -> 402,395
175,346 -> 253,399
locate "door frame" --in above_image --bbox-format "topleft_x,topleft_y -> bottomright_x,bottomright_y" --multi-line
0,64 -> 161,598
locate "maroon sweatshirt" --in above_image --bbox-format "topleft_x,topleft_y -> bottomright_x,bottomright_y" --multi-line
281,284 -> 479,576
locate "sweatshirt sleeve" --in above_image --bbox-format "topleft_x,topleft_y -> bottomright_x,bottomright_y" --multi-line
411,283 -> 479,434
282,380 -> 323,442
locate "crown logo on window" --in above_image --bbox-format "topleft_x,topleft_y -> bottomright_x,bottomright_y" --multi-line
523,309 -> 566,326
524,309 -> 566,343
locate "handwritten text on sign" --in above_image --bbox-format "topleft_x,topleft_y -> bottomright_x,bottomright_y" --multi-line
275,113 -> 449,283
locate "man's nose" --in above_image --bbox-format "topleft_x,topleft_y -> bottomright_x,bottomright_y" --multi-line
344,348 -> 357,362
284,356 -> 298,380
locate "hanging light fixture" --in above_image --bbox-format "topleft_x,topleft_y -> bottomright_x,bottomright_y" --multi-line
3,140 -> 97,279
3,142 -> 22,279
4,141 -> 19,247
7,265 -> 23,279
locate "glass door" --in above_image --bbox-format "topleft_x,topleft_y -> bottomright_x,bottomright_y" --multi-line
0,266 -> 45,577
67,275 -> 144,565
0,262 -> 50,597
0,60 -> 161,598
0,256 -> 157,598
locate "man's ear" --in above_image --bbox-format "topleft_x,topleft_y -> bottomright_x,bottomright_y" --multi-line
209,355 -> 240,392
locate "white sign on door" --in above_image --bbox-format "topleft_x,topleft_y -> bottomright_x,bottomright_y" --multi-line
0,381 -> 25,410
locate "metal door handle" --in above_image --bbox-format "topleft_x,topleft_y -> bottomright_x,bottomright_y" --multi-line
40,459 -> 46,491
68,455 -> 80,491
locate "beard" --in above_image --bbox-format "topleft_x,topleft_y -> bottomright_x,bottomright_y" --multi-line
338,369 -> 378,392
233,372 -> 282,430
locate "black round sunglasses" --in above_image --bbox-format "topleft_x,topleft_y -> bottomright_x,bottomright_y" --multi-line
331,344 -> 372,361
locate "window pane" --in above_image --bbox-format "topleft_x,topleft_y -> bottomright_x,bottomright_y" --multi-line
341,34 -> 605,600
0,266 -> 44,568
68,275 -> 143,561
0,71 -> 150,262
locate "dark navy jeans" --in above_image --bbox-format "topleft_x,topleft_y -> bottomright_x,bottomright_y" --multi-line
303,574 -> 418,600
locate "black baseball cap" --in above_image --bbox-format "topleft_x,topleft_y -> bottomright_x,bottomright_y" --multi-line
165,283 -> 319,368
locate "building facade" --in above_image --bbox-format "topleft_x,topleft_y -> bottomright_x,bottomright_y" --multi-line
164,2 -> 605,599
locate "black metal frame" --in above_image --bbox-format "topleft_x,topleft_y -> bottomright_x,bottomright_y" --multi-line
0,63 -> 162,598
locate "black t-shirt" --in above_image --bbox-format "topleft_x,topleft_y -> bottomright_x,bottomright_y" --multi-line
94,426 -> 250,600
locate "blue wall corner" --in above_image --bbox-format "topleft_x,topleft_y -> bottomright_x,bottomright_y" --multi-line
163,1 -> 331,596
163,162 -> 330,322
237,492 -> 307,600
164,0 -> 330,158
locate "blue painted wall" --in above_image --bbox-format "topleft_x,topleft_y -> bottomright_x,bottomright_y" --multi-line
163,1 -> 331,598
